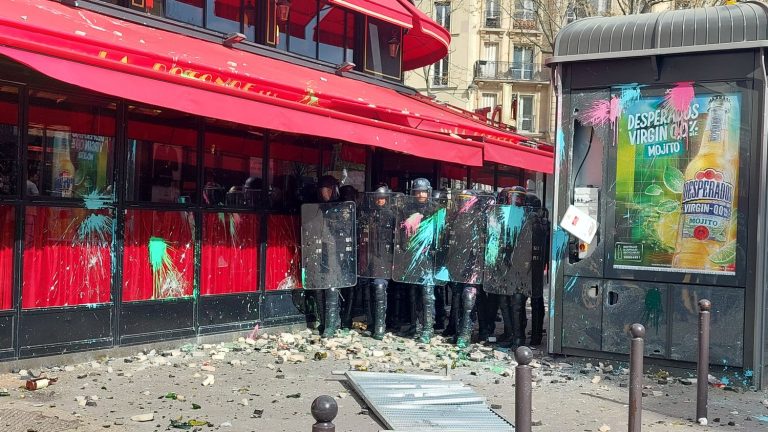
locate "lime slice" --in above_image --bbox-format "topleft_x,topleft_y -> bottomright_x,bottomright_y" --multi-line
663,165 -> 684,194
656,199 -> 680,214
656,210 -> 680,249
644,184 -> 663,196
709,241 -> 736,265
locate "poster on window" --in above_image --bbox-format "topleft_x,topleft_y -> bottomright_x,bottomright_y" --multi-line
51,132 -> 111,198
612,85 -> 740,275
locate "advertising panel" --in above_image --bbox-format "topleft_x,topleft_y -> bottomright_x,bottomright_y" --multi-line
613,86 -> 740,275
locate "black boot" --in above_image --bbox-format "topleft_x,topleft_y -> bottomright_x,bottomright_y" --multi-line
512,293 -> 528,347
322,289 -> 340,339
372,280 -> 388,340
457,285 -> 477,348
434,285 -> 447,330
443,284 -> 460,337
418,285 -> 435,344
499,295 -> 515,342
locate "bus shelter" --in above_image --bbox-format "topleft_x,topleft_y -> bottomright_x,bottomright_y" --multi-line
547,2 -> 768,387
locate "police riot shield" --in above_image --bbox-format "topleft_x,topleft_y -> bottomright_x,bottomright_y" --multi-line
300,201 -> 357,289
431,190 -> 451,287
435,192 -> 495,284
482,205 -> 537,296
392,195 -> 446,284
357,192 -> 397,279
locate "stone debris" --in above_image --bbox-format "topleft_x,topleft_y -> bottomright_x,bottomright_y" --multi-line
130,413 -> 154,422
598,424 -> 611,432
202,374 -> 215,386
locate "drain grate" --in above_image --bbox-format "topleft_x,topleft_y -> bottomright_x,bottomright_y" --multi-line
0,408 -> 81,432
346,371 -> 515,431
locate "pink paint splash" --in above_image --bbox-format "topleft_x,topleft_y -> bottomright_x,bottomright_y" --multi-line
459,196 -> 478,213
402,213 -> 424,237
247,323 -> 260,340
582,95 -> 621,128
663,82 -> 694,114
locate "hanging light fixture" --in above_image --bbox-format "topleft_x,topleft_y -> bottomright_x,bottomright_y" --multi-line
276,0 -> 291,22
387,33 -> 400,58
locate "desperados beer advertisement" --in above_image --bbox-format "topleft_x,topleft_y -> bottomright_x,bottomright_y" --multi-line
613,89 -> 740,275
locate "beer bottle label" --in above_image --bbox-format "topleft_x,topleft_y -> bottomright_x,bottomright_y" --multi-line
680,168 -> 734,242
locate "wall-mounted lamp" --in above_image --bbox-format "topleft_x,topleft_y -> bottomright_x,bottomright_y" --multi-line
223,32 -> 246,47
59,0 -> 79,6
276,0 -> 292,22
387,34 -> 401,58
335,61 -> 356,76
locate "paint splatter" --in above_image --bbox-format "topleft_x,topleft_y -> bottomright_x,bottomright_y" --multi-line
148,236 -> 187,299
458,196 -> 478,213
581,96 -> 621,128
663,82 -> 695,114
754,415 -> 768,423
82,190 -> 113,210
550,226 -> 569,285
556,128 -> 566,169
564,276 -> 578,293
402,213 -> 424,237
404,208 -> 446,277
617,83 -> 643,107
435,267 -> 450,281
485,205 -> 526,265
642,287 -> 664,333
77,213 -> 112,244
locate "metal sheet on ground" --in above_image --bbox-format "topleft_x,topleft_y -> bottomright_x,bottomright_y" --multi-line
345,371 -> 515,431
358,192 -> 397,279
435,193 -> 494,284
300,202 -> 357,289
392,195 -> 445,284
483,205 -> 536,296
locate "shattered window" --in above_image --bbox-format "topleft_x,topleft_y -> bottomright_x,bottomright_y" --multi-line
0,206 -> 13,310
123,210 -> 195,302
22,206 -> 112,309
201,212 -> 260,295
265,214 -> 301,290
27,91 -> 116,199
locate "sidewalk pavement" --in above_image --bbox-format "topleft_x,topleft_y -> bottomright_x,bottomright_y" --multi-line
0,326 -> 766,432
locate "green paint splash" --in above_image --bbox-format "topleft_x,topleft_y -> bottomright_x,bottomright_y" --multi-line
642,287 -> 663,333
148,236 -> 186,299
485,205 -> 525,265
82,190 -> 113,210
405,208 -> 446,277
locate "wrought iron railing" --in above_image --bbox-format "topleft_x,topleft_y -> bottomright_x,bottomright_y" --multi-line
473,61 -> 551,82
512,10 -> 538,30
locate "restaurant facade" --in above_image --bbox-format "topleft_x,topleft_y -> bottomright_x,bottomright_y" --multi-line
0,0 -> 553,360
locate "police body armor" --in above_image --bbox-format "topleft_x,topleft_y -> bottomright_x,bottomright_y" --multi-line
436,192 -> 494,284
357,192 -> 397,279
300,201 -> 357,289
483,204 -> 536,296
530,208 -> 549,299
392,195 -> 445,284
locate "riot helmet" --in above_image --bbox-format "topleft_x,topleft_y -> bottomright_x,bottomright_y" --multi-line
339,184 -> 358,202
525,193 -> 542,208
317,174 -> 339,202
373,183 -> 391,207
497,186 -> 527,207
410,178 -> 432,203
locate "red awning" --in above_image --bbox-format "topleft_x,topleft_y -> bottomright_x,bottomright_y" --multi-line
396,0 -> 451,71
0,0 -> 553,172
329,0 -> 413,28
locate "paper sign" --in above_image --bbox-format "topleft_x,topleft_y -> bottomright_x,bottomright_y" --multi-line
560,205 -> 598,244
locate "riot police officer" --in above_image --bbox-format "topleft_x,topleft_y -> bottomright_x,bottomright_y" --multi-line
316,174 -> 343,338
403,178 -> 438,344
366,184 -> 396,340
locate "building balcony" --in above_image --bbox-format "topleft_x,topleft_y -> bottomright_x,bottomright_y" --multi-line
473,61 -> 551,82
512,10 -> 539,30
484,15 -> 501,28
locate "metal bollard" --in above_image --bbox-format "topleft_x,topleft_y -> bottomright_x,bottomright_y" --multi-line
311,395 -> 338,432
514,346 -> 533,432
628,323 -> 645,432
697,299 -> 711,423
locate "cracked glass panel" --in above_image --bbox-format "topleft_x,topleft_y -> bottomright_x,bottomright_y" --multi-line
123,210 -> 194,301
22,206 -> 112,308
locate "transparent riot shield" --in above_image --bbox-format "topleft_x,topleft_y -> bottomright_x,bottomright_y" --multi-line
435,192 -> 495,284
300,201 -> 357,289
357,192 -> 397,279
483,205 -> 536,296
432,191 -> 451,287
392,195 -> 446,284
